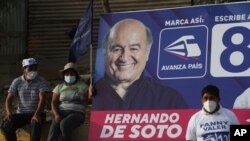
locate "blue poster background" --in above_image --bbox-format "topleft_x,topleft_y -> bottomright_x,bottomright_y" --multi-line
94,2 -> 250,109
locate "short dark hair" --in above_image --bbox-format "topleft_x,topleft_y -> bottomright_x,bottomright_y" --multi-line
201,85 -> 220,98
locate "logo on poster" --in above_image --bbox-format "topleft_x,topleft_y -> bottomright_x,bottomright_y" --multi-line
164,35 -> 201,58
157,26 -> 207,79
211,22 -> 250,77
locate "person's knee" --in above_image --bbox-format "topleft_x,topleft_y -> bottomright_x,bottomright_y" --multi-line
59,120 -> 69,134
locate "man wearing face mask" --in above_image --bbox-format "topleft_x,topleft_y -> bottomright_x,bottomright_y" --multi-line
1,58 -> 49,141
186,85 -> 239,141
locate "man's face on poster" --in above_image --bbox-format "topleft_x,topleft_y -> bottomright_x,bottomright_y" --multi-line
105,20 -> 150,83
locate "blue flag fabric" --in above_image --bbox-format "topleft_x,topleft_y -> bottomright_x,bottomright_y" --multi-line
68,0 -> 92,62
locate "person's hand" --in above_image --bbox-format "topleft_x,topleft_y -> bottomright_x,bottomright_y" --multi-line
5,113 -> 12,121
31,114 -> 41,123
88,85 -> 93,99
84,85 -> 93,104
54,114 -> 61,123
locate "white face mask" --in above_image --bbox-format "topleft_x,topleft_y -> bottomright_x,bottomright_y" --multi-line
203,100 -> 217,113
26,71 -> 37,80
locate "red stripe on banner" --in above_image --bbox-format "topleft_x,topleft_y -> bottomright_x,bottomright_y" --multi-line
88,109 -> 250,141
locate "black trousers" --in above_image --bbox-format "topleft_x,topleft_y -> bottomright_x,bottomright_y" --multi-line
1,113 -> 45,141
47,110 -> 84,141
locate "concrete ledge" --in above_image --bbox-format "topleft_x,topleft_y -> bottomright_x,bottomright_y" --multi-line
0,123 -> 89,141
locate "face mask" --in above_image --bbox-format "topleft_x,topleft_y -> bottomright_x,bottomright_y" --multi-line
203,100 -> 217,113
64,76 -> 76,84
26,71 -> 37,80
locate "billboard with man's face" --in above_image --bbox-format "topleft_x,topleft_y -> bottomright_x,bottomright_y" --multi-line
89,2 -> 250,140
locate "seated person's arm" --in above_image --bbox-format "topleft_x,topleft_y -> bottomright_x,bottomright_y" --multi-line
51,92 -> 61,123
85,85 -> 93,104
32,91 -> 47,122
5,93 -> 14,121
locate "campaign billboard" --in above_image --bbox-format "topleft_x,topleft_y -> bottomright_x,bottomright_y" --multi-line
90,2 -> 250,140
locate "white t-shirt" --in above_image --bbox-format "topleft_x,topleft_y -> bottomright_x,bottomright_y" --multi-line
186,107 -> 239,141
233,87 -> 250,109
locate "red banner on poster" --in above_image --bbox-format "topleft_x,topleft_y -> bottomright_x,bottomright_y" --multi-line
89,109 -> 250,141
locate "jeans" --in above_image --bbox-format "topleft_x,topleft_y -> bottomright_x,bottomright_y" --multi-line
0,113 -> 45,141
47,110 -> 84,141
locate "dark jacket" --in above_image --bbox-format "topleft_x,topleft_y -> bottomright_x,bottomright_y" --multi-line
92,74 -> 188,110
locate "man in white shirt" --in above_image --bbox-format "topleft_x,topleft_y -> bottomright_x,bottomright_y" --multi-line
186,85 -> 239,141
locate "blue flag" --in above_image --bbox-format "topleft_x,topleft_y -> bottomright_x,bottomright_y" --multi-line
68,0 -> 92,62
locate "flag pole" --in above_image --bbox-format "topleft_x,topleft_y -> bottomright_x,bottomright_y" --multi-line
90,43 -> 93,85
90,0 -> 93,86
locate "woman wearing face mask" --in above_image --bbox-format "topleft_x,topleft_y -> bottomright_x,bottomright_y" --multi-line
47,62 -> 92,141
186,85 -> 239,141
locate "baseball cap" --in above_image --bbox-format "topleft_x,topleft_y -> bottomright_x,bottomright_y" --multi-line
22,58 -> 37,67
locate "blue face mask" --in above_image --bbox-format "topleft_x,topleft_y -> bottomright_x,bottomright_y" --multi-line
64,76 -> 76,84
